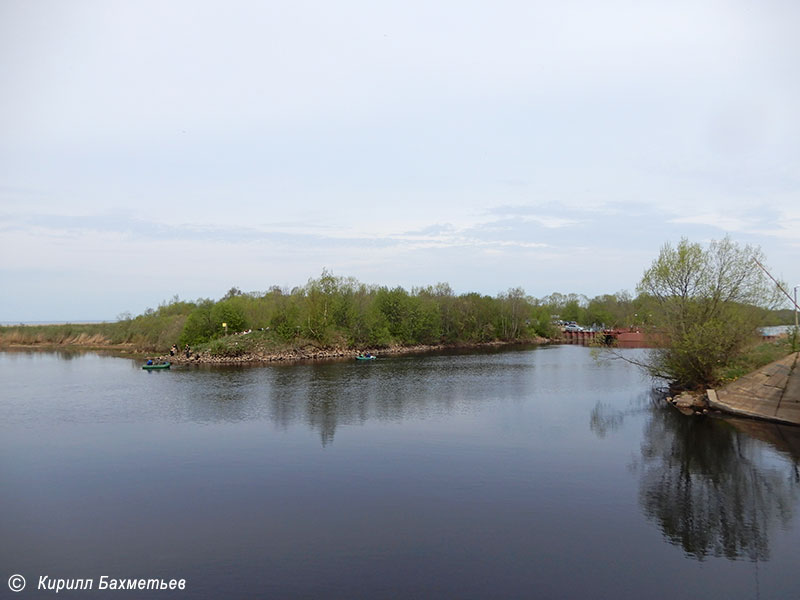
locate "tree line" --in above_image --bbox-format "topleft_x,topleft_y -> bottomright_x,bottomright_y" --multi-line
1,237 -> 793,393
94,272 -> 670,350
0,277 -> 651,350
173,272 -> 694,348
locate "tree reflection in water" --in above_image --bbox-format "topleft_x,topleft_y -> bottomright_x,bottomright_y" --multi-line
635,402 -> 800,561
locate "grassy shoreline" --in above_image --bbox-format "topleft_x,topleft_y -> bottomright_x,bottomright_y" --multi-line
0,326 -> 552,364
2,331 -> 794,381
160,339 -> 550,365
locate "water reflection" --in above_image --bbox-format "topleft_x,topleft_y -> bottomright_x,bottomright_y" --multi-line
589,399 -> 650,438
722,418 -> 800,473
634,403 -> 800,561
262,356 -> 533,446
7,348 -> 800,597
1,347 -> 115,361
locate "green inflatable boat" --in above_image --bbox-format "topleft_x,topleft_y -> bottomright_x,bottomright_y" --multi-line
142,361 -> 171,370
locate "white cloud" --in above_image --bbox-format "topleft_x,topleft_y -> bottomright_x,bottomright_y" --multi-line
669,213 -> 751,232
1,0 -> 799,319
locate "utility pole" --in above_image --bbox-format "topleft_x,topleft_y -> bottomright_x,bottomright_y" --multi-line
753,259 -> 800,310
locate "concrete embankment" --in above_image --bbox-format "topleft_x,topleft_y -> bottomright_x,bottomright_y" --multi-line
707,352 -> 800,426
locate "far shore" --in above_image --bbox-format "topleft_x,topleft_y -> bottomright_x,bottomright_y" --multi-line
150,337 -> 551,365
0,337 -> 551,365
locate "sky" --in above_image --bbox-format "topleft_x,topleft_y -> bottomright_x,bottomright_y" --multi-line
1,0 -> 798,321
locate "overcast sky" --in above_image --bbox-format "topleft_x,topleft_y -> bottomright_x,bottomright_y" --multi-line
1,0 -> 798,321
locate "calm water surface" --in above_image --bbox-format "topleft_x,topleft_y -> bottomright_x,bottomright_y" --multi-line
2,346 -> 799,599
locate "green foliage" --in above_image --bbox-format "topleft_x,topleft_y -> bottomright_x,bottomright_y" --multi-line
540,293 -> 587,324
1,270 -> 600,354
762,308 -> 796,326
637,236 -> 785,390
206,338 -> 247,357
301,269 -> 340,343
584,291 -> 636,328
719,337 -> 795,382
210,300 -> 248,336
179,301 -> 215,346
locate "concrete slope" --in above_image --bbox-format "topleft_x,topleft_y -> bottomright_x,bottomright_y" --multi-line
707,352 -> 800,425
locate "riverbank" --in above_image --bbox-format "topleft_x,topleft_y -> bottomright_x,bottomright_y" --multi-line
666,352 -> 800,426
0,316 -> 552,363
151,338 -> 550,365
0,336 -> 550,364
708,352 -> 800,425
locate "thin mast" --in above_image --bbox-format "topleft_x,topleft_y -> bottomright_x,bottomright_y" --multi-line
753,258 -> 799,310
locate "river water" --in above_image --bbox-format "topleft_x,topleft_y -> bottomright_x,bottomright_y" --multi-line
2,346 -> 799,599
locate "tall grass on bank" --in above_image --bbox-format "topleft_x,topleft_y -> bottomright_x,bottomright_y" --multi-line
719,336 -> 797,383
0,303 -> 192,351
0,324 -> 116,346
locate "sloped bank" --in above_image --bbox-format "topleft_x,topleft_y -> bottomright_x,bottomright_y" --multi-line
706,352 -> 800,425
665,352 -> 800,425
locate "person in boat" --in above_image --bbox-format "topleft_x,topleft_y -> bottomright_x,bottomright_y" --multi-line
146,359 -> 154,365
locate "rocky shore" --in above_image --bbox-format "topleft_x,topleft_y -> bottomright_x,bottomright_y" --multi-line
154,338 -> 548,366
666,391 -> 710,416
